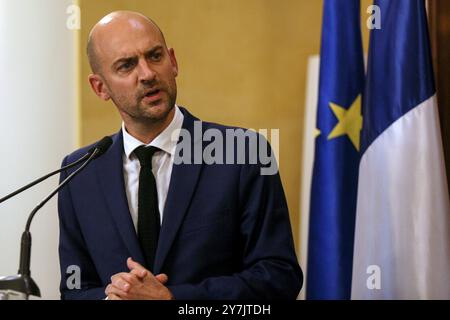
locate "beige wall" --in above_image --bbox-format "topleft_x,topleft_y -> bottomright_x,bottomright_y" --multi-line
78,0 -> 371,251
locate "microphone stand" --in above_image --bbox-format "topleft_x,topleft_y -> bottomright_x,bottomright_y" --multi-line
0,148 -> 101,300
0,153 -> 91,204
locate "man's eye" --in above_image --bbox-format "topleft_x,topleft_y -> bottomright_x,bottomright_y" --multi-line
119,61 -> 134,71
151,52 -> 162,61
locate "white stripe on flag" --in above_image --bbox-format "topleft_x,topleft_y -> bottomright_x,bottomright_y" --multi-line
352,95 -> 450,299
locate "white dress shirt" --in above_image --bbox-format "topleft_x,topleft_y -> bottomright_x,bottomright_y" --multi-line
122,105 -> 184,232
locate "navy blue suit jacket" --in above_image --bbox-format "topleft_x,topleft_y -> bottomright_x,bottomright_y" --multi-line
58,107 -> 302,299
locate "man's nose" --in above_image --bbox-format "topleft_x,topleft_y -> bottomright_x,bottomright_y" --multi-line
137,59 -> 156,83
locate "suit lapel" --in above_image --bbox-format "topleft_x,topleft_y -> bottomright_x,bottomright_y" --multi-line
153,108 -> 203,273
95,131 -> 145,265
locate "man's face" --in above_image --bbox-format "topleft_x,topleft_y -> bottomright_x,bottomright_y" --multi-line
91,18 -> 178,124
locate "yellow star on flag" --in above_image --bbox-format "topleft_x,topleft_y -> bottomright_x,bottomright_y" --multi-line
327,95 -> 362,151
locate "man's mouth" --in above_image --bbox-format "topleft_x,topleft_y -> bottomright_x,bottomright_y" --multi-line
142,89 -> 162,103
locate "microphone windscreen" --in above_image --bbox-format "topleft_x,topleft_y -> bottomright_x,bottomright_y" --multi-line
93,136 -> 113,158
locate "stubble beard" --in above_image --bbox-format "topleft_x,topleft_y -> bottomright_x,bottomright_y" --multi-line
118,88 -> 177,125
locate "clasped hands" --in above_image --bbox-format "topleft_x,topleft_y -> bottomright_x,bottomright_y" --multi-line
105,257 -> 174,300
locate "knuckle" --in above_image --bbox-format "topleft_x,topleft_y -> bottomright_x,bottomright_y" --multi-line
125,273 -> 137,282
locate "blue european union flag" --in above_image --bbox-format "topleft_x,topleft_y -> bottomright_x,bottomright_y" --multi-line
306,0 -> 365,299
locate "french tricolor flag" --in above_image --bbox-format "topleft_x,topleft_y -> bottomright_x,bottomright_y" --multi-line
351,0 -> 450,299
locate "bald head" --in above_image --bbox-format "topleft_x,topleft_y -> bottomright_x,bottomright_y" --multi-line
87,11 -> 167,74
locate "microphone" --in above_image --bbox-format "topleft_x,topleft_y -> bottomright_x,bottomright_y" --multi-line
0,136 -> 113,205
88,135 -> 113,159
0,136 -> 112,299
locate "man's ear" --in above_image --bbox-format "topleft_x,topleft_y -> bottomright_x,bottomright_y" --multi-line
168,48 -> 178,77
88,74 -> 111,101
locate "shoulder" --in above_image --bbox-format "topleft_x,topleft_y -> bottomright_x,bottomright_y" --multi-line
180,105 -> 266,140
62,132 -> 119,164
180,107 -> 277,174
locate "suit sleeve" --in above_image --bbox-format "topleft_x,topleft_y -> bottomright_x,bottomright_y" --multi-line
168,139 -> 303,299
58,156 -> 106,300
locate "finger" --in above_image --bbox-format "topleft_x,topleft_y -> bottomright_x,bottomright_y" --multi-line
130,267 -> 149,279
111,272 -> 133,291
130,268 -> 162,287
105,284 -> 123,296
110,277 -> 131,292
105,283 -> 128,296
111,272 -> 141,289
105,284 -> 113,296
155,273 -> 168,284
120,272 -> 142,285
111,272 -> 132,284
107,293 -> 122,300
106,284 -> 130,300
127,257 -> 148,278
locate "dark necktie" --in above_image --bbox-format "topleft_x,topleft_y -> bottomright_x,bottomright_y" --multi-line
134,145 -> 160,271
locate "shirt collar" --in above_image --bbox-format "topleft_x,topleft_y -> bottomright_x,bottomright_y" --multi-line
122,105 -> 184,159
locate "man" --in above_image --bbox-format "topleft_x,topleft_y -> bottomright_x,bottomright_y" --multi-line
58,11 -> 302,300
